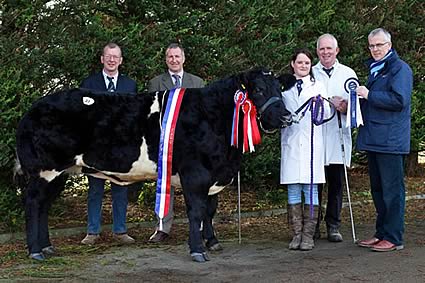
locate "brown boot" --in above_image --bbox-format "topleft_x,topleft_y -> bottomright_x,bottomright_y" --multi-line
300,205 -> 319,251
288,204 -> 303,250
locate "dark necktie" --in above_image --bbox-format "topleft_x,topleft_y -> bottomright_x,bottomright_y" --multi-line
323,67 -> 334,78
172,74 -> 181,88
296,79 -> 303,95
107,76 -> 115,92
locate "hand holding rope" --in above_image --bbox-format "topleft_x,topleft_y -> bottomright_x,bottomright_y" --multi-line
292,95 -> 335,125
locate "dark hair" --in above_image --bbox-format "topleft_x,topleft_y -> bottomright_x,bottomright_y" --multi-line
289,48 -> 315,82
165,42 -> 185,57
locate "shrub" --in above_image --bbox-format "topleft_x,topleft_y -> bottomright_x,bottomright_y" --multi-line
0,0 -> 423,230
0,179 -> 23,233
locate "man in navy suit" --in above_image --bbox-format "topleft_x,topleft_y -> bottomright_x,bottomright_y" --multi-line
147,43 -> 204,243
80,42 -> 137,245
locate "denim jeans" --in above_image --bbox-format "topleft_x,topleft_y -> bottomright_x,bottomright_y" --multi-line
367,152 -> 405,246
87,176 -> 128,234
287,184 -> 319,205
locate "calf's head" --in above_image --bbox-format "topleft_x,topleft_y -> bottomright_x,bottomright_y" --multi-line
241,68 -> 295,132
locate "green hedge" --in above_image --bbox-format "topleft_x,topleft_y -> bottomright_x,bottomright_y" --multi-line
0,0 -> 423,231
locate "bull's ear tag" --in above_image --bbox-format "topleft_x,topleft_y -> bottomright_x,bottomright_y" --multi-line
82,97 -> 95,105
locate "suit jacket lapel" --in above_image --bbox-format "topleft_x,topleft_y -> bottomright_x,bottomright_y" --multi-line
161,73 -> 174,89
96,72 -> 108,91
181,73 -> 192,88
116,74 -> 124,91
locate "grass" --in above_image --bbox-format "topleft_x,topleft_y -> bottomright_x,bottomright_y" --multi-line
0,241 -> 109,279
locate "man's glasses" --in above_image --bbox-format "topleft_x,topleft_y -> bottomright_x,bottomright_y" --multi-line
368,42 -> 389,50
103,55 -> 121,60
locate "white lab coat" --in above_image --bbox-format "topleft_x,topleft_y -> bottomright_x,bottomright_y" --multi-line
280,76 -> 329,184
312,60 -> 358,167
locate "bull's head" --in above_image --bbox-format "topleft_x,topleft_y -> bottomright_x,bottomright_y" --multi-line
242,68 -> 296,132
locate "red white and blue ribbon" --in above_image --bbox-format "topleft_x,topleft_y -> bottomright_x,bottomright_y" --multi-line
230,88 -> 261,152
231,89 -> 247,147
155,88 -> 186,230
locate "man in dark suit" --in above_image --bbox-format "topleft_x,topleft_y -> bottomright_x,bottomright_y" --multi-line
80,42 -> 137,245
148,43 -> 204,243
148,43 -> 204,92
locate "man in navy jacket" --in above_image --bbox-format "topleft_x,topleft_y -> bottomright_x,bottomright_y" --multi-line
80,42 -> 137,245
356,28 -> 413,252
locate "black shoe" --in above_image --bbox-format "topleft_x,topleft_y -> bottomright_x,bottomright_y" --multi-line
148,230 -> 169,243
327,227 -> 343,242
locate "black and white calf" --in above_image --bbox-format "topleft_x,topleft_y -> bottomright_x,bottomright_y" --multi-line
15,67 -> 296,262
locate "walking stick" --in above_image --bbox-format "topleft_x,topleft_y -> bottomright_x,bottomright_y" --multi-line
237,171 -> 242,244
336,111 -> 357,243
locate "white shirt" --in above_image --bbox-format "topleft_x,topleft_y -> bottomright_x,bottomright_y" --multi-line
102,70 -> 118,89
168,70 -> 184,85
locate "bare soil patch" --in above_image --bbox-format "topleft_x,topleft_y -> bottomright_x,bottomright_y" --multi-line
1,171 -> 424,281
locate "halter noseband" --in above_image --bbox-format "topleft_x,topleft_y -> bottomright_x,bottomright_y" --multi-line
257,96 -> 282,116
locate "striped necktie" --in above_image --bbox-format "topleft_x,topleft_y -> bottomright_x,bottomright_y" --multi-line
172,74 -> 181,88
107,76 -> 115,92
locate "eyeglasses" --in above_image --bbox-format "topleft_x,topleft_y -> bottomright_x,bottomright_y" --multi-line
368,42 -> 389,50
103,55 -> 121,60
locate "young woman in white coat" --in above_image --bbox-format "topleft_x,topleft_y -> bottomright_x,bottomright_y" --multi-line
281,48 -> 329,251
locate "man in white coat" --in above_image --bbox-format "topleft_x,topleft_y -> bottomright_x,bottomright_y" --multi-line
312,34 -> 358,242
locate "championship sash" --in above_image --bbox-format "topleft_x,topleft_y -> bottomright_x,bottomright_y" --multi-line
155,88 -> 186,230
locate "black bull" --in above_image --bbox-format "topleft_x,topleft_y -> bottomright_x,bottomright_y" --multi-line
15,67 -> 296,262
